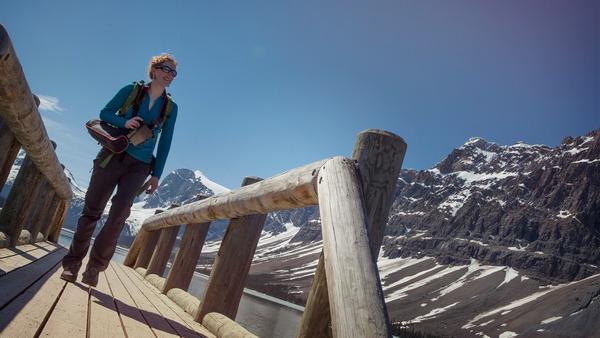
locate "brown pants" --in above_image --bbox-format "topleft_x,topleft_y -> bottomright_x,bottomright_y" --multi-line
62,149 -> 150,272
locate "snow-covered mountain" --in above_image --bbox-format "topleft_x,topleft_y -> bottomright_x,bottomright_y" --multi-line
1,154 -> 231,245
4,128 -> 599,337
196,128 -> 600,338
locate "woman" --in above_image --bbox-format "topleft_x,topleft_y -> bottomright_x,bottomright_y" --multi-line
61,54 -> 179,287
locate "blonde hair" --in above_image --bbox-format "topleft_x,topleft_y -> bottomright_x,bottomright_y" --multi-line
148,53 -> 178,79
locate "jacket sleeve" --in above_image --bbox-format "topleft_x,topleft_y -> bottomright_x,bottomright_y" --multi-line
99,84 -> 135,128
152,103 -> 178,179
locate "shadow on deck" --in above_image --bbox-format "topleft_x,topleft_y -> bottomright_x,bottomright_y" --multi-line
0,242 -> 214,337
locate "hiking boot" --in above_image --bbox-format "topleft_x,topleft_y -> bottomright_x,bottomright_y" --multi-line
81,266 -> 100,287
60,268 -> 78,283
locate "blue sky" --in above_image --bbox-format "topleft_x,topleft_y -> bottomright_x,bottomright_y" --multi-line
2,1 -> 598,189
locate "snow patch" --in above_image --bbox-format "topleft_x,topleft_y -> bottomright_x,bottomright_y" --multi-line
540,316 -> 561,324
497,268 -> 520,288
401,302 -> 459,324
564,147 -> 589,156
499,332 -> 518,338
557,210 -> 573,218
431,259 -> 504,301
572,158 -> 600,164
194,170 -> 230,194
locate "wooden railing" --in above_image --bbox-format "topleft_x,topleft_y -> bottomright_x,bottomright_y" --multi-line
0,22 -> 409,338
125,130 -> 407,338
0,24 -> 72,248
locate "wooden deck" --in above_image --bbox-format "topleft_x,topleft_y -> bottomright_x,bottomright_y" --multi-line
0,242 -> 215,337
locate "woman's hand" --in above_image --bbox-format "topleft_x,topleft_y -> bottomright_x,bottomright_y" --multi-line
125,116 -> 144,129
146,176 -> 159,194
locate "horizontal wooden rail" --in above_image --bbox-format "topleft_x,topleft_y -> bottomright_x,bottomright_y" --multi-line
140,158 -> 327,232
0,24 -> 72,201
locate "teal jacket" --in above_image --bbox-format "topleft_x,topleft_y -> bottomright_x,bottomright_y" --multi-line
99,83 -> 177,179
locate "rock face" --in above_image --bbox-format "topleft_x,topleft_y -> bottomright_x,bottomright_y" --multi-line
383,129 -> 600,283
142,168 -> 214,208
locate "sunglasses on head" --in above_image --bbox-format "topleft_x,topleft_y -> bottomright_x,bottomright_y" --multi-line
155,64 -> 177,77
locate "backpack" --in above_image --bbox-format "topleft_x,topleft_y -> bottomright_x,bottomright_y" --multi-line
120,80 -> 174,130
85,81 -> 174,168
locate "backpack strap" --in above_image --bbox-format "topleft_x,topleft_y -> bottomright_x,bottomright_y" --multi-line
118,81 -> 147,118
151,92 -> 174,130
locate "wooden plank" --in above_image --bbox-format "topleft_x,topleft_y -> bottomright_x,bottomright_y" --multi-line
89,269 -> 126,337
0,242 -> 61,275
0,247 -> 66,309
104,260 -> 156,337
114,262 -> 203,337
0,241 -> 56,259
109,261 -> 179,337
40,275 -> 90,337
317,156 -> 390,337
123,263 -> 215,338
142,158 -> 326,232
0,253 -> 67,336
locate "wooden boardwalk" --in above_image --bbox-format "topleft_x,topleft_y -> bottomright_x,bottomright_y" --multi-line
0,242 -> 215,337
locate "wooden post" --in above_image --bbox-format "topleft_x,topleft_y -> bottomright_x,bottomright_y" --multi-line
0,24 -> 72,201
134,229 -> 161,270
123,229 -> 146,267
195,177 -> 267,322
26,180 -> 54,242
0,155 -> 46,246
0,117 -> 20,192
316,156 -> 390,337
162,222 -> 211,293
145,225 -> 180,277
298,129 -> 406,338
24,141 -> 57,242
47,198 -> 69,243
40,195 -> 61,239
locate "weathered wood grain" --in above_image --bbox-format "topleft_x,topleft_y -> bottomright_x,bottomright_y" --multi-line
0,254 -> 66,336
123,263 -> 215,337
89,269 -> 126,337
0,155 -> 46,246
0,242 -> 61,275
115,262 -> 204,337
105,261 -> 157,337
146,225 -> 179,277
163,222 -> 210,293
0,24 -> 71,200
40,275 -> 90,337
299,129 -> 406,338
196,176 -> 268,321
110,261 -> 180,337
202,312 -> 258,338
47,198 -> 69,243
141,159 -> 326,232
316,156 -> 390,337
134,229 -> 160,270
0,246 -> 65,308
0,116 -> 20,192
